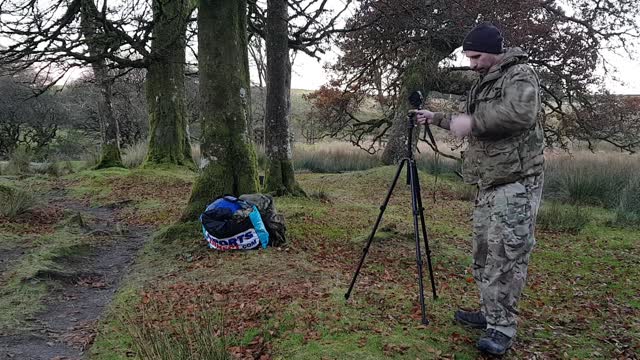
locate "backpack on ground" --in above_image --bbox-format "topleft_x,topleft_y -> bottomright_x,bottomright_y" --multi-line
199,196 -> 269,251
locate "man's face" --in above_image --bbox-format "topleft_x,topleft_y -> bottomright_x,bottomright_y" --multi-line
464,50 -> 499,75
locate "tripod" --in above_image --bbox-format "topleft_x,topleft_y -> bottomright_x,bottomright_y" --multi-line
344,93 -> 437,325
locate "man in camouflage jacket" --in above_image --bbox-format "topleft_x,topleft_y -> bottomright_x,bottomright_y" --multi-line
414,23 -> 544,356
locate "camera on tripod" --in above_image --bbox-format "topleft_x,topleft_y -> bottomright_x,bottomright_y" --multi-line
409,90 -> 424,110
344,90 -> 438,325
408,90 -> 438,152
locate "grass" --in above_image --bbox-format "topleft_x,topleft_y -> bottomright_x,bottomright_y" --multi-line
65,166 -> 195,211
4,147 -> 32,175
536,202 -> 591,233
82,163 -> 639,358
0,165 -> 200,354
122,141 -> 149,169
293,142 -> 382,173
544,151 -> 640,230
415,152 -> 461,178
292,142 -> 461,180
121,307 -> 230,360
0,184 -> 37,219
544,151 -> 640,208
0,227 -> 89,332
26,160 -> 78,177
3,145 -> 639,358
88,234 -> 195,359
614,176 -> 640,227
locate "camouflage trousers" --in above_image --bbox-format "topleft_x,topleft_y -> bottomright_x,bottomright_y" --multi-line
472,174 -> 544,338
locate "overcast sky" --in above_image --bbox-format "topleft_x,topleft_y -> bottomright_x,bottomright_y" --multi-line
288,0 -> 640,95
289,45 -> 640,95
3,0 -> 638,94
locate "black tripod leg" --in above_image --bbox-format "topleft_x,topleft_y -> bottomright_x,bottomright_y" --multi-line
408,160 -> 428,325
413,165 -> 438,300
345,160 -> 407,300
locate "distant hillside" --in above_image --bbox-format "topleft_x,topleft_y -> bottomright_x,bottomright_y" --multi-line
250,87 -> 388,144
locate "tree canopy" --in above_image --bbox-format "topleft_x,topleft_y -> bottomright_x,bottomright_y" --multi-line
305,0 -> 640,155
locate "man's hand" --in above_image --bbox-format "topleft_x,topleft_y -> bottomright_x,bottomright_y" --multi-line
450,114 -> 473,138
409,109 -> 435,125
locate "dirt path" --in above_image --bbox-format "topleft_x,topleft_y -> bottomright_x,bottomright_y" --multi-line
0,191 -> 150,360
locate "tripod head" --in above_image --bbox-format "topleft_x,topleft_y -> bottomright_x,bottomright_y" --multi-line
406,91 -> 426,159
407,90 -> 439,155
408,91 -> 424,110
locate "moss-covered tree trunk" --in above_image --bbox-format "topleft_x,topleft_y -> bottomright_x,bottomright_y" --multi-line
382,51 -> 458,165
144,0 -> 194,167
381,63 -> 429,165
263,0 -> 304,196
182,0 -> 258,220
381,103 -> 413,165
80,0 -> 123,169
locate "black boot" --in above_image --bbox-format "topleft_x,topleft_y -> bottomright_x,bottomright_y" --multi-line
476,328 -> 513,356
454,309 -> 487,329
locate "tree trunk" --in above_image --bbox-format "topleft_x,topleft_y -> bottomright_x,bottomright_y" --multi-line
381,50 -> 459,165
144,0 -> 194,167
183,0 -> 258,220
80,0 -> 123,169
381,61 -> 429,165
381,109 -> 410,165
264,0 -> 304,196
381,46 -> 464,165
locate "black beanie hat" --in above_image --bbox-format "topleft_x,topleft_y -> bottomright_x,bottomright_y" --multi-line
462,23 -> 503,54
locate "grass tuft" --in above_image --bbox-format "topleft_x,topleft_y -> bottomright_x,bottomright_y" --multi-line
544,152 -> 639,208
537,202 -> 591,233
613,176 -> 640,227
0,185 -> 36,219
122,141 -> 149,169
122,306 -> 230,360
4,147 -> 32,175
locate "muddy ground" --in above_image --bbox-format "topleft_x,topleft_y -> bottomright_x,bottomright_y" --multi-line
0,190 -> 150,360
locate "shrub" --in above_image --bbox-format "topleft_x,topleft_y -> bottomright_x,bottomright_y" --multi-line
48,129 -> 97,160
0,185 -> 37,219
536,202 -> 591,233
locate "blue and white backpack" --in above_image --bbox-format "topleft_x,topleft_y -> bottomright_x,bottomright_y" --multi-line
199,196 -> 269,251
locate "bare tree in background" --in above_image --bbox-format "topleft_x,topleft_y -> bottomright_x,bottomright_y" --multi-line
263,0 -> 301,195
249,0 -> 352,195
0,74 -> 65,158
79,0 -> 123,168
145,0 -> 195,166
0,0 -> 195,167
305,0 -> 640,162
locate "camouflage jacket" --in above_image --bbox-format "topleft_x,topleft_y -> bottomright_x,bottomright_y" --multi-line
433,48 -> 545,189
